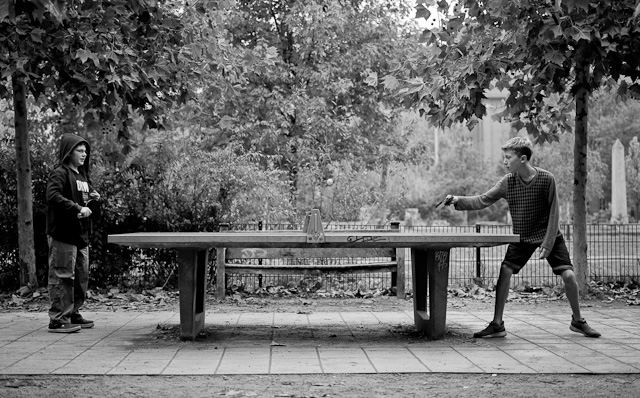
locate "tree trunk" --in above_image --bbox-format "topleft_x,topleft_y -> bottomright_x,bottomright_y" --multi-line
573,63 -> 589,292
12,74 -> 38,289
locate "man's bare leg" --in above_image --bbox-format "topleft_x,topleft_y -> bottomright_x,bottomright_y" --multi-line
493,263 -> 513,324
561,269 -> 582,320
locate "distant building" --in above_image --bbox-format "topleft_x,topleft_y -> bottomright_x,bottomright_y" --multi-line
472,88 -> 514,224
471,88 -> 513,163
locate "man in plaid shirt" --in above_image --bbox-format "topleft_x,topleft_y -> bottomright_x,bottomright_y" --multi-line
443,137 -> 600,338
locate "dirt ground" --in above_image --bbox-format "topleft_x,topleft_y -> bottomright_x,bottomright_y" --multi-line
1,292 -> 639,397
1,373 -> 640,398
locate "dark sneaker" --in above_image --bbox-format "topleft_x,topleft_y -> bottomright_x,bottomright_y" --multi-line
48,322 -> 81,333
570,317 -> 601,338
71,316 -> 94,329
473,321 -> 507,338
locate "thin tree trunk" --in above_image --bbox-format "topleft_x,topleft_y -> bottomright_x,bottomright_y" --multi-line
573,63 -> 589,292
12,74 -> 38,289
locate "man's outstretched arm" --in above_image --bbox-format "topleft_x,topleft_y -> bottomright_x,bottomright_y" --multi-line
444,176 -> 508,211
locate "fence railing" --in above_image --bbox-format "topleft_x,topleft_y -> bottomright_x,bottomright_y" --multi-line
222,222 -> 640,292
400,223 -> 640,288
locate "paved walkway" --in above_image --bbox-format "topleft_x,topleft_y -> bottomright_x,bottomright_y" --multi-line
1,307 -> 639,375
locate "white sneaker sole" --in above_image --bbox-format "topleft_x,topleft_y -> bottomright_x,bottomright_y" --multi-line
73,323 -> 94,329
570,325 -> 600,338
474,331 -> 507,338
48,326 -> 81,333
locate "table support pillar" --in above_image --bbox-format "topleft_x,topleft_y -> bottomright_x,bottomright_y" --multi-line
178,248 -> 208,340
411,248 -> 450,339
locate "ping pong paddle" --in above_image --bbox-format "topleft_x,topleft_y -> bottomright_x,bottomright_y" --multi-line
435,196 -> 453,210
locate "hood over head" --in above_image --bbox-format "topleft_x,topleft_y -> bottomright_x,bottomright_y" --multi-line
57,133 -> 91,173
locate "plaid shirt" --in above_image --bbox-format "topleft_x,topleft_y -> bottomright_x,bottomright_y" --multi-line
455,167 -> 560,250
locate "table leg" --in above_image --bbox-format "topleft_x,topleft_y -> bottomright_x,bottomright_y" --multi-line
178,248 -> 208,340
411,248 -> 451,339
215,248 -> 226,299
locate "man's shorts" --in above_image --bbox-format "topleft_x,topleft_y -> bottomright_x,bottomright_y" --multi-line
502,234 -> 574,276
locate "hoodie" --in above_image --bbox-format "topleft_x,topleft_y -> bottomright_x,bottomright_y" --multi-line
46,133 -> 95,248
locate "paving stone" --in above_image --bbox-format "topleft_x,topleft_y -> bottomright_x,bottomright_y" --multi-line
0,309 -> 638,375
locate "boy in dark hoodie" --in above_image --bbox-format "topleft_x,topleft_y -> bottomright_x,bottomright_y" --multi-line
46,133 -> 100,333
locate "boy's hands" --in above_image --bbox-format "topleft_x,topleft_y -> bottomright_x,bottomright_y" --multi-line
78,207 -> 92,218
539,247 -> 551,259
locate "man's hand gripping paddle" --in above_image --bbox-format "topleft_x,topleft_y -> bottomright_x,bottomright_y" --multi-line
435,195 -> 454,210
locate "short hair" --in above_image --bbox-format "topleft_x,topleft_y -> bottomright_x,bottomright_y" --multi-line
501,136 -> 533,161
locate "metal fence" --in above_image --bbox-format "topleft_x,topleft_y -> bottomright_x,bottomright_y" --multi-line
400,223 -> 640,289
222,221 -> 403,293
222,222 -> 640,292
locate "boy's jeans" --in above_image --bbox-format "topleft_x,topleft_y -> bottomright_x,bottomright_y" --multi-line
47,237 -> 89,324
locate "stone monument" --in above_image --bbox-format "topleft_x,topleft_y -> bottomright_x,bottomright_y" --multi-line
610,139 -> 629,223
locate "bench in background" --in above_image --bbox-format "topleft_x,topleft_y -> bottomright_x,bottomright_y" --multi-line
215,221 -> 406,299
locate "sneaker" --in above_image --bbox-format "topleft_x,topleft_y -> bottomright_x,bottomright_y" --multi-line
48,321 -> 81,333
473,321 -> 507,338
570,317 -> 601,338
71,316 -> 95,329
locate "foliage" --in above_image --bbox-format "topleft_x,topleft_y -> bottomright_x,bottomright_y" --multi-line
626,136 -> 640,221
534,132 -> 608,219
400,124 -> 507,225
296,160 -> 407,224
105,131 -> 295,228
294,110 -> 429,223
0,132 -> 77,288
589,87 -> 640,164
84,131 -> 296,288
0,0 -> 271,137
588,87 -> 640,205
0,128 -> 56,287
379,0 -> 640,141
179,0 -> 422,203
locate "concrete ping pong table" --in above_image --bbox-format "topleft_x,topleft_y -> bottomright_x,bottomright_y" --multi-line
108,221 -> 518,341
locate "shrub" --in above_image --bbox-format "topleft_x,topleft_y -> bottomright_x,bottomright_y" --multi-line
88,132 -> 296,289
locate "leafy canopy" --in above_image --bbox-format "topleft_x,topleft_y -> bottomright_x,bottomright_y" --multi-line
188,0 -> 422,180
379,0 -> 640,142
0,0 -> 276,140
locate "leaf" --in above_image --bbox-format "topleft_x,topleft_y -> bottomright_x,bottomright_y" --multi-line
43,0 -> 66,22
543,49 -> 566,66
576,0 -> 589,12
381,74 -> 399,91
405,77 -> 425,94
566,0 -> 589,13
550,25 -> 564,38
219,115 -> 236,129
415,6 -> 431,20
75,49 -> 92,64
30,28 -> 45,43
0,0 -> 10,22
568,26 -> 591,42
628,83 -> 640,99
364,71 -> 378,87
104,51 -> 120,63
